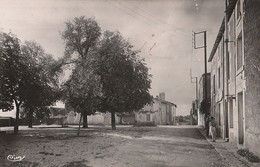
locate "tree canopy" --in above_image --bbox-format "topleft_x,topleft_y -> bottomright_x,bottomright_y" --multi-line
0,33 -> 60,133
96,31 -> 153,129
61,58 -> 102,116
20,41 -> 61,127
60,17 -> 152,130
1,16 -> 153,133
199,99 -> 210,116
62,16 -> 101,60
61,16 -> 102,128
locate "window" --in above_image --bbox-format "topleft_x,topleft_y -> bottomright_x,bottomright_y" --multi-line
218,103 -> 221,126
213,75 -> 216,94
218,67 -> 221,88
227,52 -> 230,80
237,33 -> 243,70
218,46 -> 221,59
139,115 -> 142,119
229,101 -> 233,128
218,40 -> 223,60
146,114 -> 150,121
229,14 -> 235,47
237,0 -> 241,20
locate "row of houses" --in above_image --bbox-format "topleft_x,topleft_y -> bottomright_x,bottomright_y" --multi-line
1,93 -> 177,126
195,0 -> 260,158
136,92 -> 177,125
64,92 -> 177,125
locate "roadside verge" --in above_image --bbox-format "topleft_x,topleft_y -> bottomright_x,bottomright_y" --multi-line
198,127 -> 260,167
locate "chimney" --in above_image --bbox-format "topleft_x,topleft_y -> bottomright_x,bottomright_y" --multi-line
159,92 -> 165,101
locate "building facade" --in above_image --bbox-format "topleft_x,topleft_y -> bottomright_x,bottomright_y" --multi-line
190,99 -> 199,125
198,73 -> 211,127
135,92 -> 177,125
208,0 -> 260,157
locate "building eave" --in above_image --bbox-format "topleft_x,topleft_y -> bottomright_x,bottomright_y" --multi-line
208,0 -> 238,62
160,100 -> 177,107
153,96 -> 177,107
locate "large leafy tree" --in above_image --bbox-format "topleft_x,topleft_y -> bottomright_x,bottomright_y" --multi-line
0,32 -> 29,134
61,16 -> 101,128
0,33 -> 17,111
20,106 -> 52,125
62,16 -> 101,60
61,57 -> 102,131
20,41 -> 60,128
0,33 -> 59,134
96,31 -> 153,130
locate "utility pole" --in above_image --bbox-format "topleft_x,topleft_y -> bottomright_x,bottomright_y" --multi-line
190,69 -> 198,125
191,31 -> 199,101
193,31 -> 207,102
204,31 -> 208,101
193,30 -> 209,136
190,69 -> 198,100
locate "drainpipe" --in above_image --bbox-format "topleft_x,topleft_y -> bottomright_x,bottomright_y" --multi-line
223,0 -> 229,140
225,0 -> 229,104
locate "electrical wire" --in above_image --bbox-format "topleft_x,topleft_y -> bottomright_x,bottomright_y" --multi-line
106,0 -> 190,42
123,0 -> 191,38
114,0 -> 190,40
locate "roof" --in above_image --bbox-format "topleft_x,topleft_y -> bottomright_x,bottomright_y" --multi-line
0,116 -> 13,119
154,98 -> 177,107
208,0 -> 238,62
138,110 -> 156,114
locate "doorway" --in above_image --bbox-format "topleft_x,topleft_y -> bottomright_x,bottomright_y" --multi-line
229,99 -> 234,128
225,101 -> 229,139
238,92 -> 244,144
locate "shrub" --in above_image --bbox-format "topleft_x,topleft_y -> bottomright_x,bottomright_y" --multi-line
237,149 -> 249,157
133,121 -> 157,127
237,149 -> 260,163
246,152 -> 260,163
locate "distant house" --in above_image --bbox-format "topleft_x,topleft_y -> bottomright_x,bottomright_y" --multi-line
135,92 -> 177,125
62,93 -> 177,126
190,99 -> 199,125
66,111 -> 106,125
42,107 -> 69,125
0,116 -> 14,127
65,102 -> 120,125
198,73 -> 211,127
118,112 -> 135,125
49,107 -> 68,118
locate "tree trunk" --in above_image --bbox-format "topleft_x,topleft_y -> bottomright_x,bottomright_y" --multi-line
28,108 -> 33,128
111,111 -> 116,130
77,112 -> 83,137
83,111 -> 88,128
14,103 -> 20,135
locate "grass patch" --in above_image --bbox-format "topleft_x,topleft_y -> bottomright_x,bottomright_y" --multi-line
237,149 -> 260,163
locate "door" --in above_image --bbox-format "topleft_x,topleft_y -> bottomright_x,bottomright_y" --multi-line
238,92 -> 244,144
225,101 -> 229,138
229,99 -> 234,128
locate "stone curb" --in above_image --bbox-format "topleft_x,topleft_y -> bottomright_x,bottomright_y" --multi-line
197,127 -> 255,167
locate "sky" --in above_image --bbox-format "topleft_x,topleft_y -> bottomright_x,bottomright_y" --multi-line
0,0 -> 225,116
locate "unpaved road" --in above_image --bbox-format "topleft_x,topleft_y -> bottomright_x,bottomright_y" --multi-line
0,125 -> 226,167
